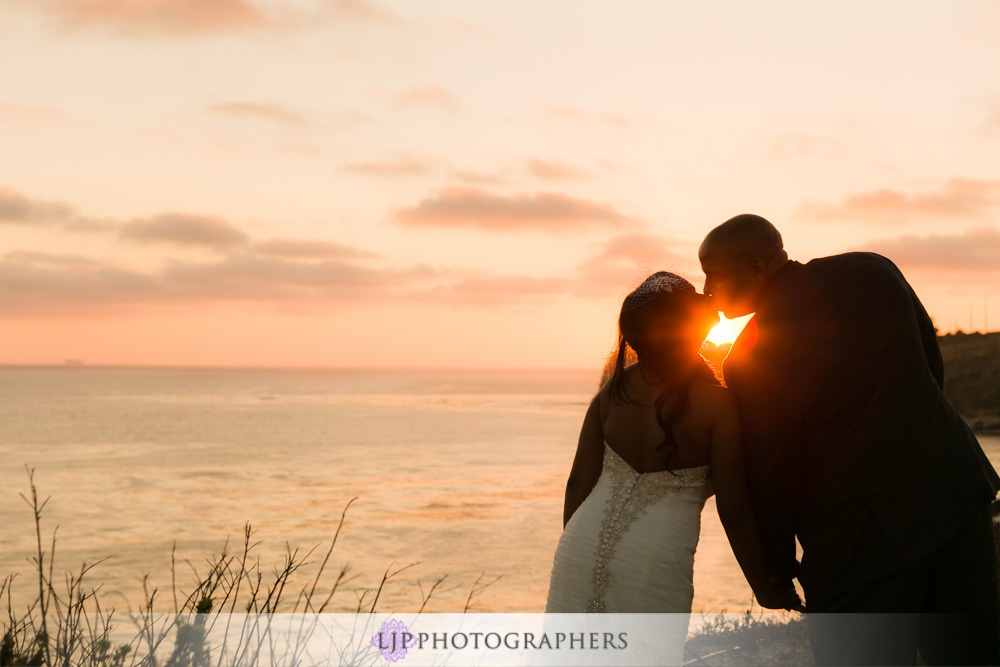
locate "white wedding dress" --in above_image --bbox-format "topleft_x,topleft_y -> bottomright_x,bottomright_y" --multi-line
545,441 -> 712,614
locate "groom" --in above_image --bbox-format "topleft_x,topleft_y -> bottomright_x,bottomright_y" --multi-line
698,214 -> 1000,665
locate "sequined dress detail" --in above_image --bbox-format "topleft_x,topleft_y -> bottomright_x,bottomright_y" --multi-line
545,442 -> 711,613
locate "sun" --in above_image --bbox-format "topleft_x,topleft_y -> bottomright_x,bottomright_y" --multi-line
706,313 -> 753,346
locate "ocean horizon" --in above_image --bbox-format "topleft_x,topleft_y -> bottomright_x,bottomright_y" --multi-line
2,366 -> 997,616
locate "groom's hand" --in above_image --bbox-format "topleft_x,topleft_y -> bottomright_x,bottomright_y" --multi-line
759,577 -> 805,613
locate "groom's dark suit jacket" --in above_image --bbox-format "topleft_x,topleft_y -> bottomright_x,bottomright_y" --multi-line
722,252 -> 1000,605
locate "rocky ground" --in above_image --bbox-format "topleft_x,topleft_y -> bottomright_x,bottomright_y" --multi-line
939,331 -> 1000,433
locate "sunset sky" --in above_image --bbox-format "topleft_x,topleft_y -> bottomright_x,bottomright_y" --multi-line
2,0 -> 999,368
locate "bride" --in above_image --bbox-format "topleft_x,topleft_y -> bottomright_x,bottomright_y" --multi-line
545,271 -> 802,619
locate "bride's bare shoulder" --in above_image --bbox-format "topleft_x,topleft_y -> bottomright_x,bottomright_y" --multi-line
600,363 -> 648,395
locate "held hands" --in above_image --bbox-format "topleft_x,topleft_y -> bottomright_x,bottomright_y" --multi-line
756,577 -> 806,613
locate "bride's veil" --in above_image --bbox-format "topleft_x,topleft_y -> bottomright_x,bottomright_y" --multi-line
598,263 -> 724,387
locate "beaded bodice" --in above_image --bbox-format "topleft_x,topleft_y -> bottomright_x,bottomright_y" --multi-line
586,442 -> 710,612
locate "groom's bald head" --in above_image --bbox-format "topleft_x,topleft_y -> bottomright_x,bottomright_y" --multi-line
700,214 -> 784,263
699,214 -> 789,317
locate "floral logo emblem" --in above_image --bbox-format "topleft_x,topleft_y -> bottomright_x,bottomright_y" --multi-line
370,618 -> 417,662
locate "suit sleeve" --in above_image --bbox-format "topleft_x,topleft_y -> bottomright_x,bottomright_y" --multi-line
870,253 -> 944,390
744,422 -> 799,579
724,321 -> 801,579
913,287 -> 944,390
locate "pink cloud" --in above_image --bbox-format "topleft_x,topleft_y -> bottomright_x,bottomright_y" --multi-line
451,169 -> 506,186
0,251 -> 164,318
410,233 -> 697,304
0,231 -> 704,318
5,250 -> 109,270
160,255 -> 436,301
854,227 -> 1000,273
317,0 -> 390,23
119,213 -> 250,249
340,157 -> 431,177
393,85 -> 459,111
573,233 -> 697,297
40,0 -> 388,37
0,102 -> 69,124
543,106 -> 628,129
523,158 -> 592,182
801,178 -> 1000,223
45,0 -> 270,36
1,187 -> 387,263
0,186 -> 700,316
252,238 -> 377,260
586,233 -> 678,265
988,107 -> 1000,134
395,187 -> 636,232
0,186 -> 78,225
0,250 -> 441,317
408,274 -> 571,305
206,102 -> 308,126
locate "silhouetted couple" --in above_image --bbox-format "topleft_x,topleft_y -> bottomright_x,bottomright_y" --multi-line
546,214 -> 1000,665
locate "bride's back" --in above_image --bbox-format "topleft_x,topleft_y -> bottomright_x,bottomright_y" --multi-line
600,362 -> 714,473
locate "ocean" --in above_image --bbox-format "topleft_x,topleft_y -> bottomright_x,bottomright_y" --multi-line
1,366 -> 997,615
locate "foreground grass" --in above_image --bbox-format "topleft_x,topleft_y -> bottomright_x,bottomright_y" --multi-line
1,468 -> 501,666
7,467 -> 991,666
684,611 -> 811,666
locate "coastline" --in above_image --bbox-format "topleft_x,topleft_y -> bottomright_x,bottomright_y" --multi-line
969,416 -> 1000,437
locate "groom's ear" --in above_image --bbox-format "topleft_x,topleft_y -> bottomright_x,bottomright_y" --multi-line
749,257 -> 769,282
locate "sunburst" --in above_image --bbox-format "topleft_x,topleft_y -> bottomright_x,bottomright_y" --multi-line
706,313 -> 752,346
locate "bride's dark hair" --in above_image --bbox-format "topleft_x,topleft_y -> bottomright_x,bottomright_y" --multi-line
606,271 -> 719,467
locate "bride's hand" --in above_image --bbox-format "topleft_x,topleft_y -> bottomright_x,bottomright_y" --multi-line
757,579 -> 806,612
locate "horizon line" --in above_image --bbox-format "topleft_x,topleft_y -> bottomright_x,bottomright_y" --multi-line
0,362 -> 604,373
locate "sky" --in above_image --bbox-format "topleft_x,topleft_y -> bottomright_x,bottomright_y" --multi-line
1,0 -> 998,368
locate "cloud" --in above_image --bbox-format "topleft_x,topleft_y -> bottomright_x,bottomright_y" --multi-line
395,187 -> 636,232
119,213 -> 250,250
987,107 -> 1000,135
275,140 -> 326,158
0,227 -> 701,317
314,0 -> 390,23
340,157 -> 430,177
38,0 -> 389,38
584,233 -> 682,266
854,227 -> 1000,273
543,106 -> 628,129
0,186 -> 78,225
0,186 -> 114,232
0,186 -> 699,317
0,102 -> 70,124
410,233 -> 697,304
0,250 -> 441,317
801,178 -> 1000,223
573,233 -> 698,297
159,254 -> 436,301
0,251 -> 165,317
451,169 -> 506,186
405,273 -> 572,305
44,0 -> 270,36
523,158 -> 591,182
252,238 -> 377,260
0,185 -> 382,261
5,250 -> 109,270
206,102 -> 308,127
393,85 -> 459,111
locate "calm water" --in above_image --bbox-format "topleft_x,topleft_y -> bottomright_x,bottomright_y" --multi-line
1,366 -> 997,614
